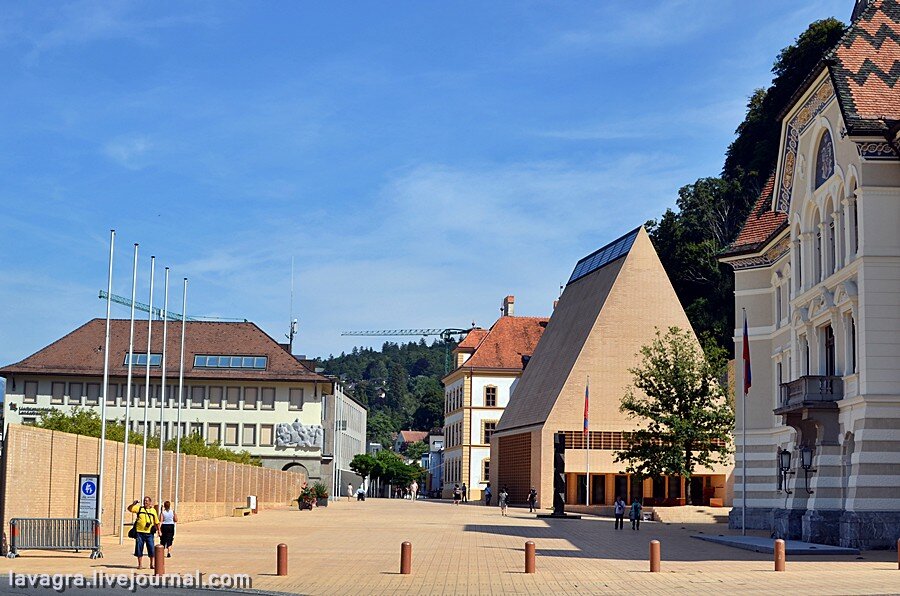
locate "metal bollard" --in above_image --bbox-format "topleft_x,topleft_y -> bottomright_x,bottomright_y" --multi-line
525,541 -> 535,573
400,542 -> 412,575
649,540 -> 661,572
276,543 -> 288,576
774,539 -> 785,572
154,545 -> 165,576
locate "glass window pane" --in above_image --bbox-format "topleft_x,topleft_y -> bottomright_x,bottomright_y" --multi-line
242,357 -> 253,367
194,355 -> 207,367
254,357 -> 266,369
230,356 -> 242,367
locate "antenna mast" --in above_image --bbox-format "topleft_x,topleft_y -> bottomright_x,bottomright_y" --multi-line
287,256 -> 297,353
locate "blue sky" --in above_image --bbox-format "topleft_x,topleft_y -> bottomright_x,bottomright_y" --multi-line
0,0 -> 851,366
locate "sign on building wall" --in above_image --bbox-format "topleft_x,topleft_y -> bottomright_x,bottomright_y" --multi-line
78,474 -> 99,520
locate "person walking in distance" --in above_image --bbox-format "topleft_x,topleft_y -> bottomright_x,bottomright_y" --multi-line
498,487 -> 510,516
159,500 -> 178,558
452,484 -> 461,505
127,496 -> 160,570
484,484 -> 492,506
461,482 -> 468,503
613,495 -> 626,530
410,480 -> 419,501
629,497 -> 643,530
527,487 -> 538,513
346,482 -> 353,502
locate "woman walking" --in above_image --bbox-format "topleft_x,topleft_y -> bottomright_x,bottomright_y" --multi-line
499,487 -> 509,516
629,497 -> 643,530
159,501 -> 178,557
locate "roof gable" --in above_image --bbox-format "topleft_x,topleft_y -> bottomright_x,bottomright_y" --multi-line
460,316 -> 548,370
722,173 -> 787,256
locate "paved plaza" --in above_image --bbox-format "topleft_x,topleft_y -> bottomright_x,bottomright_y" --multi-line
3,499 -> 899,595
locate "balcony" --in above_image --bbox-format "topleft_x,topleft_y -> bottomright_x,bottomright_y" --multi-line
775,376 -> 844,415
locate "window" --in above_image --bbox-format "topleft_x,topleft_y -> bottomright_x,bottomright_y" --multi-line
23,381 -> 37,404
208,386 -> 223,409
485,386 -> 497,407
123,353 -> 162,367
104,383 -> 117,406
261,387 -> 275,410
51,382 -> 65,405
224,424 -> 239,446
482,459 -> 490,482
482,421 -> 497,444
260,424 -> 275,447
775,284 -> 782,327
190,422 -> 203,437
244,387 -> 258,410
815,129 -> 835,189
289,388 -> 304,410
190,386 -> 205,408
815,227 -> 823,282
87,383 -> 101,406
207,424 -> 221,445
22,417 -> 36,425
193,355 -> 267,369
68,383 -> 83,405
242,425 -> 256,446
829,217 -> 837,275
849,316 -> 857,374
225,387 -> 240,410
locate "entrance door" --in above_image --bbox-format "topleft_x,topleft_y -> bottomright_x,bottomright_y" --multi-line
690,476 -> 704,505
576,474 -> 587,505
630,475 -> 643,502
592,475 -> 606,505
614,475 -> 628,502
824,325 -> 836,376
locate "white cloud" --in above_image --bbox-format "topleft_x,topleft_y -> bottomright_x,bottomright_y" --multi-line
103,135 -> 153,169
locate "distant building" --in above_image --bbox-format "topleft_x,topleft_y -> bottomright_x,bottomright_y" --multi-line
393,430 -> 429,454
321,384 -> 368,500
421,430 -> 444,495
442,296 -> 548,500
719,0 -> 900,548
0,319 -> 337,484
492,228 -> 733,508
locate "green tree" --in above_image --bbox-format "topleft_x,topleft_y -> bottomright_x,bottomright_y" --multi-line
349,453 -> 380,481
615,327 -> 734,505
403,440 -> 429,463
367,411 -> 397,448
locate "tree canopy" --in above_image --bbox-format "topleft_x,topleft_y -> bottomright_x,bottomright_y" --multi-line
615,327 -> 734,504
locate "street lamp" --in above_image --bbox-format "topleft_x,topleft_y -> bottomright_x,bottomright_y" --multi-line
800,445 -> 816,495
778,448 -> 793,494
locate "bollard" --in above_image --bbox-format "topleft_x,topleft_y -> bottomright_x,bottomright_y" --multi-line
774,539 -> 785,572
276,543 -> 288,576
525,541 -> 535,573
897,538 -> 899,570
154,545 -> 165,576
649,540 -> 661,572
400,542 -> 412,575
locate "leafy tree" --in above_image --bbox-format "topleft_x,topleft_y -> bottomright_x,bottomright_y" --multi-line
367,411 -> 397,448
614,327 -> 734,504
349,453 -> 380,480
403,440 -> 429,463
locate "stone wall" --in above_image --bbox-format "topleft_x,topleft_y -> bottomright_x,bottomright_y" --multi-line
0,425 -> 301,536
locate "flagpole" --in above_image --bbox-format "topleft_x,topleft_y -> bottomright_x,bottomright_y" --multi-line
174,278 -> 187,511
118,243 -> 139,545
585,375 -> 590,507
97,229 -> 115,529
140,256 -> 155,499
157,267 -> 169,507
742,308 -> 748,536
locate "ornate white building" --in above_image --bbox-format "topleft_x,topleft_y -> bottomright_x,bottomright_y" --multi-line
719,0 -> 900,548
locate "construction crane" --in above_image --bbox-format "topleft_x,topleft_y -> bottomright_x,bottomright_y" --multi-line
98,290 -> 247,322
341,328 -> 473,374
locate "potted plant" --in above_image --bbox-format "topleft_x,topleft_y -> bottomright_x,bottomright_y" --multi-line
313,481 -> 329,507
296,486 -> 315,511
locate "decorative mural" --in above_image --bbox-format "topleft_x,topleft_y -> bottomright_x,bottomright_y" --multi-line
729,234 -> 791,271
275,420 -> 324,448
815,129 -> 835,189
855,141 -> 898,160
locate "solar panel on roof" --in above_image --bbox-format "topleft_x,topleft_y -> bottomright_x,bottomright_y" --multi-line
566,227 -> 639,285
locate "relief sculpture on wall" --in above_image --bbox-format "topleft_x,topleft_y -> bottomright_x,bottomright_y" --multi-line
275,420 -> 324,449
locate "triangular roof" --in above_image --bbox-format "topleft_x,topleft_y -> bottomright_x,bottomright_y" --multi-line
456,316 -> 548,371
721,173 -> 787,256
0,319 -> 330,384
455,328 -> 489,352
398,430 -> 429,444
497,227 -> 694,434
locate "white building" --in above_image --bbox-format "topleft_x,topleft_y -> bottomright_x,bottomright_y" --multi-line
442,296 -> 548,501
719,0 -> 900,548
1,319 -> 337,483
322,385 -> 368,499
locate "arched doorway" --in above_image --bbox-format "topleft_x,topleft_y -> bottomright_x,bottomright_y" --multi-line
282,462 -> 309,486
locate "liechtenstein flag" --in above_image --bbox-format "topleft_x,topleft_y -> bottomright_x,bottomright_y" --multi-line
743,311 -> 752,395
583,378 -> 589,438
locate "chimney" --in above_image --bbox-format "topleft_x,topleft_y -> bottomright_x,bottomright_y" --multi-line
553,299 -> 559,310
502,295 -> 515,317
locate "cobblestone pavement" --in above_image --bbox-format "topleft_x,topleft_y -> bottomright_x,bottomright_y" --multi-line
3,499 -> 899,595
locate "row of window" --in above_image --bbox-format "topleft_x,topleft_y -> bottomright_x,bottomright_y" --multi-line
441,458 -> 491,484
122,354 -> 268,370
445,420 -> 498,447
794,194 -> 858,294
23,381 -> 306,411
445,385 -> 500,413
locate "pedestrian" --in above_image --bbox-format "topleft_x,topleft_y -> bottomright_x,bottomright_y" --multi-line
461,482 -> 468,503
158,500 -> 177,557
410,480 -> 419,501
452,484 -> 461,505
347,482 -> 353,502
527,487 -> 538,513
356,485 -> 366,501
499,487 -> 509,516
484,484 -> 492,506
127,496 -> 159,570
614,495 -> 626,530
630,497 -> 643,530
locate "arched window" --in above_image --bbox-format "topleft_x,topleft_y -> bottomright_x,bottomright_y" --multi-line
812,209 -> 823,283
815,129 -> 835,189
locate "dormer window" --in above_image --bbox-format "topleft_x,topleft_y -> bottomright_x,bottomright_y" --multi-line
194,355 -> 267,369
124,353 -> 162,366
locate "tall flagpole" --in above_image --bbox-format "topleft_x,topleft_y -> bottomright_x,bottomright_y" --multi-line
585,375 -> 590,507
742,308 -> 749,536
140,256 -> 155,498
174,278 -> 187,511
97,229 -> 115,528
118,243 -> 139,545
156,267 -> 170,507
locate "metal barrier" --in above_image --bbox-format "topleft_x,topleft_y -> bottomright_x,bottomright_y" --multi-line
7,518 -> 102,559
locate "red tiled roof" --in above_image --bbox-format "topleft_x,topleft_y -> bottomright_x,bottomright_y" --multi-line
456,329 -> 488,351
398,430 -> 429,443
459,316 -> 548,370
723,174 -> 787,255
829,0 -> 900,133
0,319 -> 329,384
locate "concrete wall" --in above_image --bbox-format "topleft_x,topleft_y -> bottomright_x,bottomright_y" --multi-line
0,424 -> 301,536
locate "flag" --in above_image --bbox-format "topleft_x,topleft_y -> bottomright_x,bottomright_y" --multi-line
583,379 -> 589,439
742,312 -> 752,395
